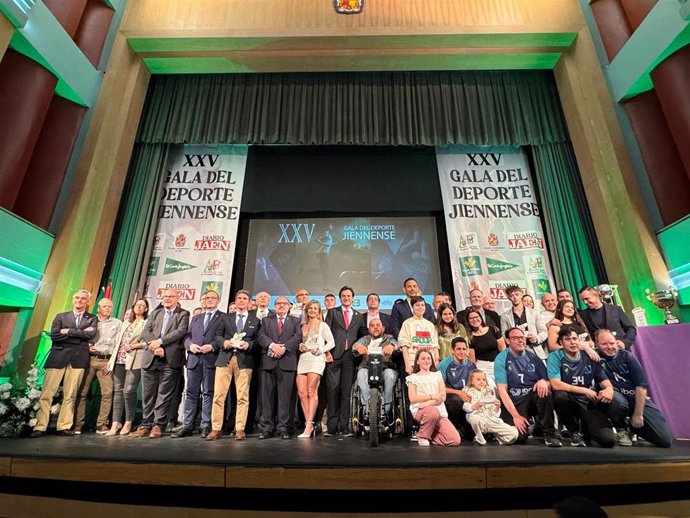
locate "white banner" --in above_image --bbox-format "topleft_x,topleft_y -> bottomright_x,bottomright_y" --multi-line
144,145 -> 248,311
436,146 -> 556,314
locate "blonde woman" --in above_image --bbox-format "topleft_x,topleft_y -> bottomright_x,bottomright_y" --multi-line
296,300 -> 334,438
105,299 -> 149,436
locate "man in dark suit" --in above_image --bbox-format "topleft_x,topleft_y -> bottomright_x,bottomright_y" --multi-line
31,289 -> 98,437
362,292 -> 391,332
389,277 -> 435,338
256,296 -> 301,439
131,288 -> 190,438
172,290 -> 224,438
206,289 -> 260,441
324,286 -> 365,436
456,288 -> 501,328
579,286 -> 637,349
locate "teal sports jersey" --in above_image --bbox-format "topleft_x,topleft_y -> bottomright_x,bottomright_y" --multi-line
494,348 -> 547,404
547,349 -> 608,401
439,357 -> 475,390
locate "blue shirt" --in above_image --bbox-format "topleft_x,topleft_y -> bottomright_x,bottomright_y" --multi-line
438,357 -> 475,390
599,350 -> 647,397
547,349 -> 608,402
494,348 -> 547,404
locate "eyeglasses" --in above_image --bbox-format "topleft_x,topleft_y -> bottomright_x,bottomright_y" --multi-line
508,335 -> 526,341
275,302 -> 290,306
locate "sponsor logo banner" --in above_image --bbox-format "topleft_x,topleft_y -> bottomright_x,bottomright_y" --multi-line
144,145 -> 248,310
486,257 -> 520,275
436,146 -> 556,314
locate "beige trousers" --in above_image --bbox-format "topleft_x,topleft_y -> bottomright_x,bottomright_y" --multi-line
75,357 -> 114,428
211,356 -> 252,432
34,366 -> 84,432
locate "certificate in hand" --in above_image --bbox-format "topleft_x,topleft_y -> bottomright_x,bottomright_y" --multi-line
368,337 -> 383,355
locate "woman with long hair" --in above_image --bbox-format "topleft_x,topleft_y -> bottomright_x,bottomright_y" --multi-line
464,310 -> 505,386
296,300 -> 334,438
435,303 -> 468,360
105,298 -> 149,436
406,349 -> 460,447
547,299 -> 598,360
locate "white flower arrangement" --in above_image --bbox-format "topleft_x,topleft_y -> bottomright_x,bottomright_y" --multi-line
0,363 -> 44,437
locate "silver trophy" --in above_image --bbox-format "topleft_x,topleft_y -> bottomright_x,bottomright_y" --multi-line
645,287 -> 680,325
598,284 -> 614,304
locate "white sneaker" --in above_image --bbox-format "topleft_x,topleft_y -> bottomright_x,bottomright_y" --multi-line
417,438 -> 430,446
616,429 -> 633,447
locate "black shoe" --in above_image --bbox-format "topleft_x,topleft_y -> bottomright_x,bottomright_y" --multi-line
545,432 -> 563,448
281,433 -> 291,440
171,428 -> 193,438
200,427 -> 211,439
30,430 -> 46,438
55,430 -> 75,437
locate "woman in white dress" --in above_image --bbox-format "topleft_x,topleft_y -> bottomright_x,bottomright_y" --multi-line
296,300 -> 335,438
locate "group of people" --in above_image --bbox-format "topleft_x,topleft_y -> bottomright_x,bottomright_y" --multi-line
29,278 -> 672,450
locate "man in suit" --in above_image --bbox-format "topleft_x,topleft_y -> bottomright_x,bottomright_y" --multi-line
207,289 -> 260,441
579,286 -> 637,349
172,290 -> 224,438
457,288 -> 500,328
324,286 -> 364,436
31,289 -> 98,437
256,296 -> 301,439
131,288 -> 190,438
500,285 -> 547,361
389,277 -> 435,338
255,291 -> 273,320
363,292 -> 391,332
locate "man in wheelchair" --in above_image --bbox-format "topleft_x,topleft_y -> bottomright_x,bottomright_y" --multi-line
353,318 -> 399,420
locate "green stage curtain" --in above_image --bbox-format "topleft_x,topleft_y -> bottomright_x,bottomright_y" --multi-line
137,71 -> 568,146
531,142 -> 608,297
107,143 -> 170,317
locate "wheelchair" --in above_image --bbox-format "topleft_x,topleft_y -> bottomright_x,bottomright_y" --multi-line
349,352 -> 409,446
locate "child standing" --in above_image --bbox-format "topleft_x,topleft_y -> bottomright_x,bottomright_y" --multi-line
463,369 -> 518,445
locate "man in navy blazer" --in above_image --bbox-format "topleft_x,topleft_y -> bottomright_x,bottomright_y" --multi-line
389,277 -> 435,338
579,286 -> 637,349
131,288 -> 190,438
31,289 -> 98,437
324,286 -> 365,436
257,296 -> 302,439
206,289 -> 260,441
362,292 -> 392,333
172,290 -> 224,438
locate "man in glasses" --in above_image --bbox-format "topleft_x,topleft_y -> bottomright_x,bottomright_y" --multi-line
494,327 -> 561,447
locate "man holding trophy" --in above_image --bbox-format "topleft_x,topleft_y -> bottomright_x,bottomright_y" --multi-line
206,289 -> 261,441
579,286 -> 637,349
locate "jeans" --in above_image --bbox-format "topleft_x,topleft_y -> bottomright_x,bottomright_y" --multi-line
607,391 -> 672,448
356,367 -> 397,411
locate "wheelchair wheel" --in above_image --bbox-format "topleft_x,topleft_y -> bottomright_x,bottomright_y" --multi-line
369,387 -> 380,447
349,381 -> 362,436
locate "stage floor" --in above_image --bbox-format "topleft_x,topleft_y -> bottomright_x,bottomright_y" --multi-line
1,434 -> 690,491
2,435 -> 690,513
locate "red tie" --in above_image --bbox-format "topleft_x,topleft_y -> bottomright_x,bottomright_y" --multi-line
343,309 -> 350,350
278,317 -> 284,335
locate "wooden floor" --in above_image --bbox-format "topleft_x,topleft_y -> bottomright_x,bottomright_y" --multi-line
1,434 -> 690,492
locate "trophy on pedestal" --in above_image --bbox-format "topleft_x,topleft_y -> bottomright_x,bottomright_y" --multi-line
645,287 -> 680,325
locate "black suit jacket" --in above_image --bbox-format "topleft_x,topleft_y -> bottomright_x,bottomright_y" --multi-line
362,312 -> 392,335
389,299 -> 435,338
184,310 -> 225,369
580,303 -> 637,348
456,307 -> 500,329
257,314 -> 302,371
47,311 -> 98,369
141,306 -> 190,369
325,306 -> 365,360
214,310 -> 261,369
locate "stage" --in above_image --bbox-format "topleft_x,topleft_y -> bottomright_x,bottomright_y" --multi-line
1,434 -> 690,513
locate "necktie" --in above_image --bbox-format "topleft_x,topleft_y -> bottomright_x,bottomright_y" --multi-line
161,309 -> 171,336
203,312 -> 211,332
75,314 -> 81,328
343,309 -> 350,350
278,317 -> 284,335
237,314 -> 245,333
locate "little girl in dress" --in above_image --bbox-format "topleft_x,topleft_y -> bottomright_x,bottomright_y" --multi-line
463,369 -> 518,445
